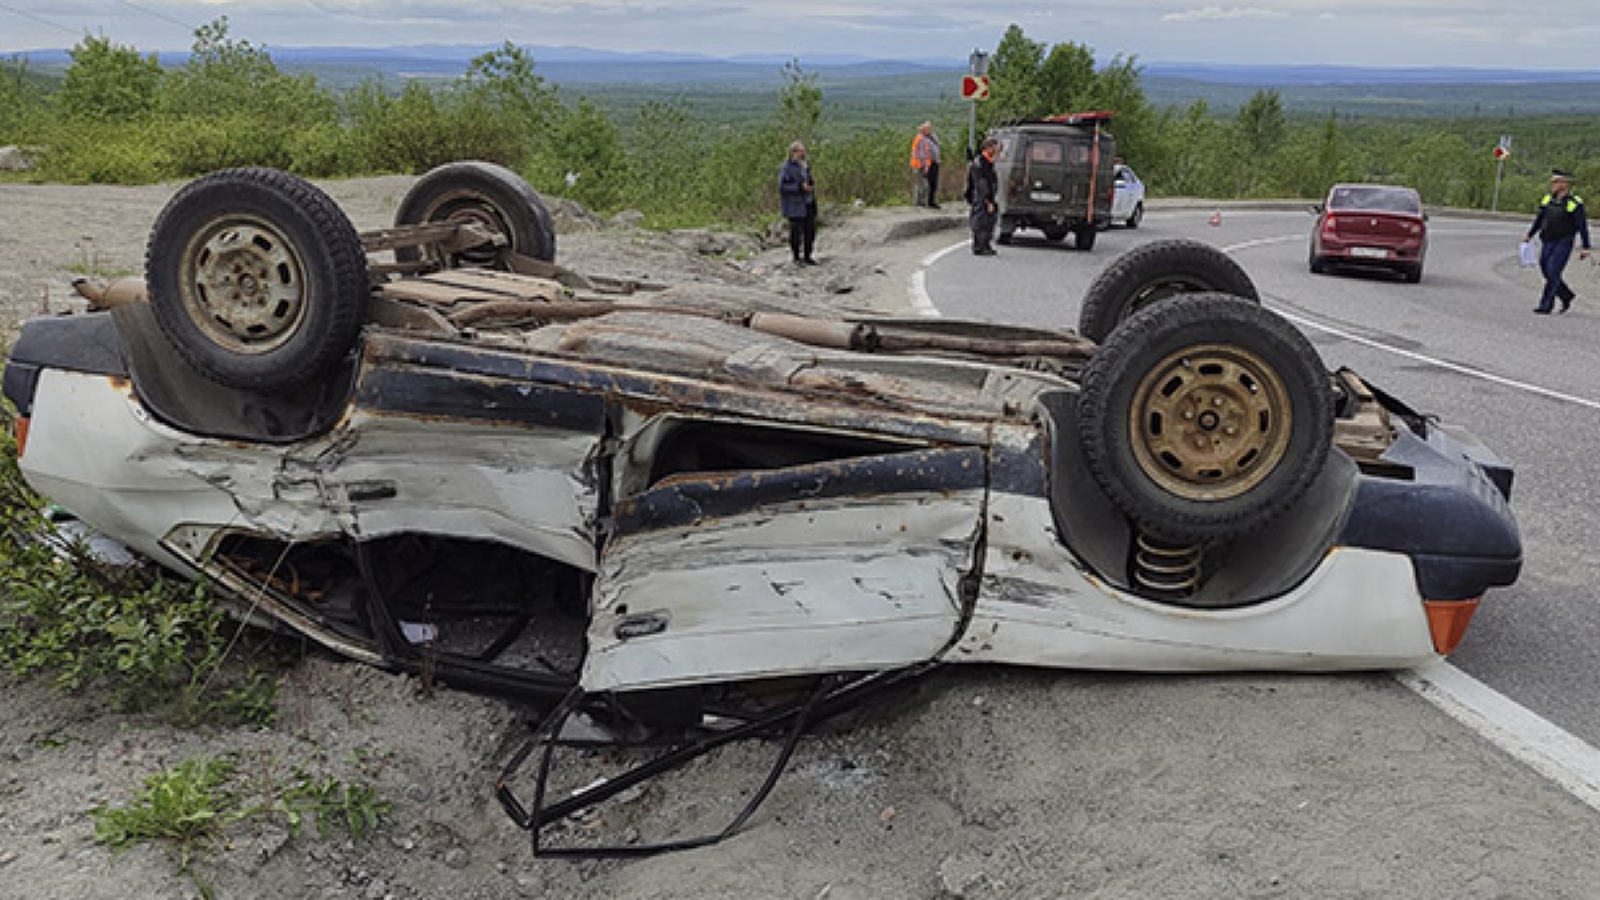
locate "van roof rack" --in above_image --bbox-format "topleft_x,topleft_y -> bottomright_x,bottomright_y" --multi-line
1043,110 -> 1116,126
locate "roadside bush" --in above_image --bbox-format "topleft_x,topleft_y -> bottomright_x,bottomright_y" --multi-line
818,125 -> 909,207
346,81 -> 525,174
528,97 -> 631,212
286,120 -> 365,178
162,113 -> 297,174
33,119 -> 170,184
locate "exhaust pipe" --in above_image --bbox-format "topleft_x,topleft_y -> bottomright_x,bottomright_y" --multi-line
72,277 -> 148,309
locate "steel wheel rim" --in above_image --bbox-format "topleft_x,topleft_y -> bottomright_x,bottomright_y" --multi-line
180,215 -> 309,354
1127,343 -> 1292,501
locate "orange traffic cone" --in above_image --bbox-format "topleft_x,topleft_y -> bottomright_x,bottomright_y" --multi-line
1208,210 -> 1222,227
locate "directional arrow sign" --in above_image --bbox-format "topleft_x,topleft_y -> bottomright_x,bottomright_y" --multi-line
961,75 -> 990,101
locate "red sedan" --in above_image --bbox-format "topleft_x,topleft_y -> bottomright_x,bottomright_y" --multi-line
1309,184 -> 1428,283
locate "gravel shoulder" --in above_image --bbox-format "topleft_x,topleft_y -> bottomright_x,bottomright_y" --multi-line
4,178 -> 1600,900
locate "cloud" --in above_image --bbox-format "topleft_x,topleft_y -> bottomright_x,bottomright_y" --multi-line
1160,6 -> 1288,22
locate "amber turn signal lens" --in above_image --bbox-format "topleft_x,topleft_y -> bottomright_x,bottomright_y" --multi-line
1423,598 -> 1481,656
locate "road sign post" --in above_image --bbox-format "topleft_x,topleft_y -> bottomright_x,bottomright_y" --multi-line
1492,135 -> 1513,213
966,50 -> 989,159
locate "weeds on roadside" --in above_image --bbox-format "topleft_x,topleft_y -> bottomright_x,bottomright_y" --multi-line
91,756 -> 239,872
92,752 -> 390,890
276,770 -> 392,840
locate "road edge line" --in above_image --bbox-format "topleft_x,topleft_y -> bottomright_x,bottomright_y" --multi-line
1397,663 -> 1600,813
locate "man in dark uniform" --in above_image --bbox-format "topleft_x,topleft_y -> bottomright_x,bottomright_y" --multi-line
965,137 -> 1000,256
1526,168 -> 1592,314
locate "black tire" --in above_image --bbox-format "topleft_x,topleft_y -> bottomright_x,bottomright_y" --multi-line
1126,202 -> 1143,229
394,161 -> 556,270
1309,248 -> 1327,274
1043,225 -> 1069,242
997,219 -> 1015,246
145,167 -> 370,392
1077,293 -> 1334,543
1401,262 -> 1423,283
1078,239 -> 1259,343
1073,223 -> 1097,251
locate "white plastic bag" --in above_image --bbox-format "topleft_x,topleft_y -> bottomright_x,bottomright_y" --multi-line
1519,241 -> 1537,268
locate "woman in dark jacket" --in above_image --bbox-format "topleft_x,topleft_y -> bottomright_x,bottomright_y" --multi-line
778,141 -> 817,264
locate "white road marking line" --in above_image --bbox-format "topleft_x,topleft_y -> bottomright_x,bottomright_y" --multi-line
911,227 -> 1600,811
909,270 -> 939,317
1398,664 -> 1600,814
1276,308 -> 1600,411
910,241 -> 968,316
1222,236 -> 1600,410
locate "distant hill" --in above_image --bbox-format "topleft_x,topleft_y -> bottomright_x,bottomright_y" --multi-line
9,44 -> 1600,117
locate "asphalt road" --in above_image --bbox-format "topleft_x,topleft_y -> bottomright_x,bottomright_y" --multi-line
921,208 -> 1600,751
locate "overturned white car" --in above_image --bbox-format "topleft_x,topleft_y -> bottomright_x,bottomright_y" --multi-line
3,163 -> 1520,852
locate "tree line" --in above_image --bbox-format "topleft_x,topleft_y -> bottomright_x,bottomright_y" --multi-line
1,20 -> 1593,227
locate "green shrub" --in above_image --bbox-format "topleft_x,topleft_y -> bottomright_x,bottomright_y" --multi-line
33,120 -> 170,184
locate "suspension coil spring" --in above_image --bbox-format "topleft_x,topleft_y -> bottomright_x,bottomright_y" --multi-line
1132,532 -> 1204,598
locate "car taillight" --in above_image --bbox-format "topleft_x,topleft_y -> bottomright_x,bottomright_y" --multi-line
12,416 -> 28,459
1321,215 -> 1339,233
1424,597 -> 1480,655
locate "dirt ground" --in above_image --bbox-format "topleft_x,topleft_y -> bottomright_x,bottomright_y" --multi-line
5,178 -> 1600,900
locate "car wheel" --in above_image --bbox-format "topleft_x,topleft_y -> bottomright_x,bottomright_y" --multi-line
394,161 -> 556,270
146,167 -> 370,392
1309,248 -> 1327,274
1401,262 -> 1423,283
1043,225 -> 1069,242
1077,239 -> 1259,343
1077,293 -> 1334,543
997,219 -> 1015,246
1127,202 -> 1143,229
1073,223 -> 1097,251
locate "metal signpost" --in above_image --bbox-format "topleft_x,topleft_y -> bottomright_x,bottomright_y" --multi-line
1492,134 -> 1512,212
965,50 -> 990,159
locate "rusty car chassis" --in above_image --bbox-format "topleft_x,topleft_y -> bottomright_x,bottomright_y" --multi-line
2,164 -> 1521,855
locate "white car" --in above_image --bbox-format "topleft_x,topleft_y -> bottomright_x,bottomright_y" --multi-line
1110,163 -> 1146,228
3,165 -> 1523,853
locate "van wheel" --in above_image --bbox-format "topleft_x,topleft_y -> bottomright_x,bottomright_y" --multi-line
997,220 -> 1015,246
1076,294 -> 1334,543
1073,224 -> 1097,251
395,161 -> 556,270
146,167 -> 370,392
1044,226 -> 1068,242
1078,239 -> 1259,343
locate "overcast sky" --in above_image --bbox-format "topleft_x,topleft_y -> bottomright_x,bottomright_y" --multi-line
2,1 -> 1598,71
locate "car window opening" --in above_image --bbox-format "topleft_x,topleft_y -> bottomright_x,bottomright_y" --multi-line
213,532 -> 588,678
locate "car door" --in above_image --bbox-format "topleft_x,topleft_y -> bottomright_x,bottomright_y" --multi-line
581,413 -> 987,693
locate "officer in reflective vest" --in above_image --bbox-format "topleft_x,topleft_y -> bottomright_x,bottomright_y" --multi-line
1526,168 -> 1592,314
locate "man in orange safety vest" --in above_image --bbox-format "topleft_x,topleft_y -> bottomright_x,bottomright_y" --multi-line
910,122 -> 942,208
